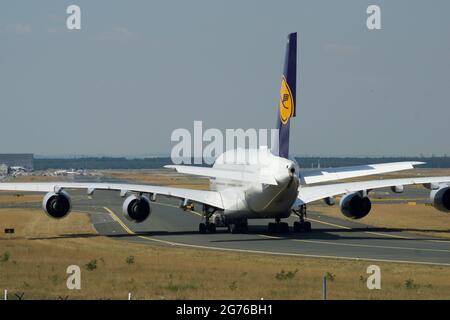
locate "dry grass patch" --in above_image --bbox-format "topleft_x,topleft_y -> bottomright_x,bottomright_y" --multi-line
1,208 -> 450,299
6,176 -> 60,182
0,194 -> 42,204
310,203 -> 450,239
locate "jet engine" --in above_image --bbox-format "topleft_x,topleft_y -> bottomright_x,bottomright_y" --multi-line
42,191 -> 72,219
339,192 -> 372,219
122,194 -> 151,222
430,186 -> 450,213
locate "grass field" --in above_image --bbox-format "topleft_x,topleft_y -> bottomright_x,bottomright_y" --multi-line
0,194 -> 43,204
310,203 -> 450,239
0,203 -> 449,300
5,175 -> 60,183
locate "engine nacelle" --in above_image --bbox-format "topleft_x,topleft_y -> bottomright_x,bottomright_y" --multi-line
324,197 -> 336,206
42,191 -> 72,219
430,186 -> 450,213
122,194 -> 151,222
391,185 -> 404,194
340,192 -> 372,219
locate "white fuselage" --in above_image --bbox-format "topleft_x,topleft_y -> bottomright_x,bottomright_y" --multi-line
210,148 -> 299,220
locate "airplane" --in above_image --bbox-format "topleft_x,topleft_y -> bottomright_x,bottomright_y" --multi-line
1,32 -> 449,234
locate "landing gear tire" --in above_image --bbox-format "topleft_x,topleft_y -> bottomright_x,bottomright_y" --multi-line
229,224 -> 238,234
207,223 -> 216,233
293,221 -> 312,232
268,222 -> 276,233
267,222 -> 289,233
280,222 -> 289,233
228,222 -> 248,234
199,223 -> 207,234
304,221 -> 312,232
292,204 -> 312,232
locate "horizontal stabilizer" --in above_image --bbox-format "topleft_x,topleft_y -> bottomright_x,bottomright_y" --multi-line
165,165 -> 278,185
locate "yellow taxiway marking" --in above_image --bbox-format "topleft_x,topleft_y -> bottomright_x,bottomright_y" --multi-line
104,207 -> 135,235
307,216 -> 450,243
293,238 -> 450,253
371,198 -> 424,202
102,208 -> 450,267
258,234 -> 282,239
306,217 -> 410,240
258,228 -> 449,253
138,235 -> 177,246
104,206 -> 177,246
364,231 -> 409,239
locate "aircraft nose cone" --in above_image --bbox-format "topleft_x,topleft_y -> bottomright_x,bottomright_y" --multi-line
274,163 -> 296,184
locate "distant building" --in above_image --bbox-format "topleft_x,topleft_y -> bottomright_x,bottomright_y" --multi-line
0,154 -> 34,171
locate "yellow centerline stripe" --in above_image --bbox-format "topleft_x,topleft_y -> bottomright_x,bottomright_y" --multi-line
258,234 -> 282,239
104,207 -> 177,246
306,217 -> 410,239
104,207 -> 135,235
102,207 -> 450,267
370,198 -> 425,202
258,227 -> 448,252
292,238 -> 450,253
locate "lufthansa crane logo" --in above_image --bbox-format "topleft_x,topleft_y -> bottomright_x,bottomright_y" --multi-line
279,76 -> 294,125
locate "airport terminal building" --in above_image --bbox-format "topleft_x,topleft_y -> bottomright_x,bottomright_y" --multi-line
0,154 -> 34,171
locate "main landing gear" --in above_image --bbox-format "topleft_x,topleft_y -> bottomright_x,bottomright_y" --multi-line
267,218 -> 289,233
198,205 -> 249,234
292,204 -> 312,232
199,221 -> 216,234
228,219 -> 248,234
198,204 -> 218,234
266,205 -> 312,234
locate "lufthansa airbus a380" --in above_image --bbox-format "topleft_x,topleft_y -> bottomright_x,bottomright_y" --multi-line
1,33 -> 450,234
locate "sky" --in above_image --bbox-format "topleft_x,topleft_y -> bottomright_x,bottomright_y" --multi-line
1,0 -> 449,157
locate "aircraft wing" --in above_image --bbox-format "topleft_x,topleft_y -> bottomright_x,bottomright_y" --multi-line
164,165 -> 278,185
296,176 -> 450,205
300,161 -> 425,184
0,182 -> 224,209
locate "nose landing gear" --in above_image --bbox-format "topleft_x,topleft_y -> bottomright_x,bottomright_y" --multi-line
199,204 -> 219,234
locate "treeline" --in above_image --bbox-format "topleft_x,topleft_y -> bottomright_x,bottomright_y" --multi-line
34,156 -> 450,170
34,157 -> 169,170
